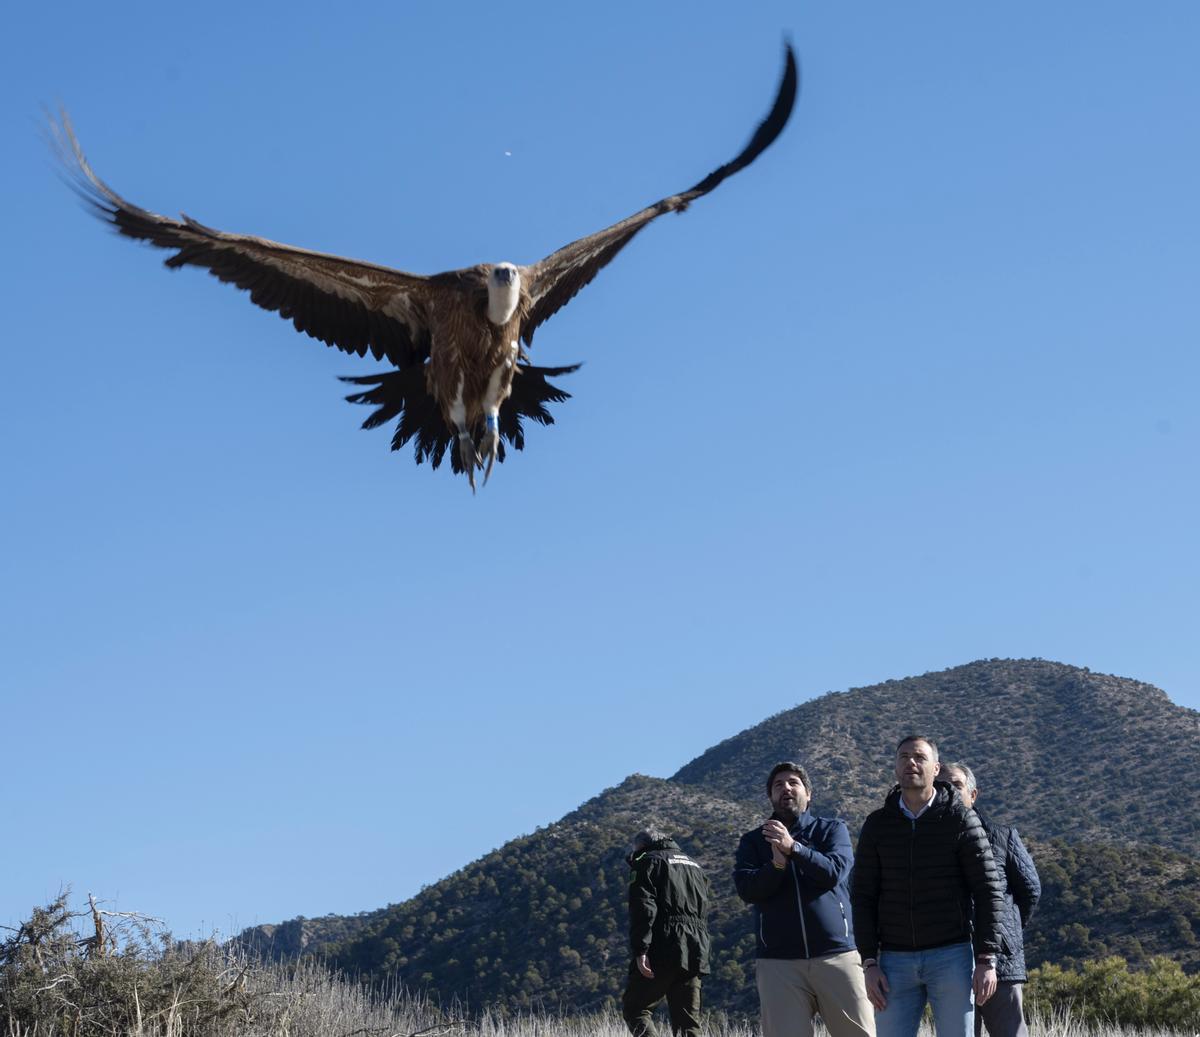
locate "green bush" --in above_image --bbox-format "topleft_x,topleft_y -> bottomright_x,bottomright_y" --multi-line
1027,956 -> 1200,1031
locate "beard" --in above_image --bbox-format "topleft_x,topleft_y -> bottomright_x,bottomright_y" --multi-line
772,797 -> 801,822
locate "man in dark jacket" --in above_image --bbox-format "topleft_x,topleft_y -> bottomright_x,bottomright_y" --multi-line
622,827 -> 711,1037
852,736 -> 1006,1037
734,761 -> 875,1037
941,762 -> 1041,1037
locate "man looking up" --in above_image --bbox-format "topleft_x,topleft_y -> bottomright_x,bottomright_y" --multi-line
734,761 -> 875,1037
941,761 -> 1041,1037
851,737 -> 1006,1037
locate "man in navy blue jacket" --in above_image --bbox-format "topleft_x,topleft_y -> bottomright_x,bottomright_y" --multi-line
734,761 -> 875,1037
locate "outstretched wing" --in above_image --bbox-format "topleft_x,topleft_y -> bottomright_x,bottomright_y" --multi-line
50,111 -> 436,368
518,43 -> 798,346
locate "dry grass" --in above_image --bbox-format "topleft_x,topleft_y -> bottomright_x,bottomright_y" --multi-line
7,962 -> 1194,1037
2,898 -> 1192,1037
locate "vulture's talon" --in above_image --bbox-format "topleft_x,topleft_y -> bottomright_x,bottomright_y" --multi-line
480,429 -> 500,485
457,435 -> 479,491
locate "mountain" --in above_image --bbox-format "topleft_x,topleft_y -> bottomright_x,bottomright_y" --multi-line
237,659 -> 1200,1014
674,658 -> 1200,857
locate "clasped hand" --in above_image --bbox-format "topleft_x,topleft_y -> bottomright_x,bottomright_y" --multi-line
762,820 -> 795,858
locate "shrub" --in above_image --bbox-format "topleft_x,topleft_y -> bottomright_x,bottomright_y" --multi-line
1027,956 -> 1200,1031
0,893 -> 453,1037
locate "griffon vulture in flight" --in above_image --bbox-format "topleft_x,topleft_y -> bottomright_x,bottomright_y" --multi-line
52,45 -> 797,490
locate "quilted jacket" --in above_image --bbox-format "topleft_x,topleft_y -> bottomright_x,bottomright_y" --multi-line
977,811 -> 1041,981
851,782 -> 1005,959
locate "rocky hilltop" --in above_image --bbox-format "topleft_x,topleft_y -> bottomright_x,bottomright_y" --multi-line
675,658 -> 1200,856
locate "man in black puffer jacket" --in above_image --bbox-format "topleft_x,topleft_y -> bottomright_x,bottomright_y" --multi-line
941,761 -> 1041,1037
852,736 -> 1006,1037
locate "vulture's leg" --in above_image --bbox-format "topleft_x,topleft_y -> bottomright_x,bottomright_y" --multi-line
449,378 -> 478,493
457,432 -> 478,493
479,344 -> 517,485
480,412 -> 499,485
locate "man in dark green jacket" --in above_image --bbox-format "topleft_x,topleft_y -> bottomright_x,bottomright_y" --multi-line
622,828 -> 711,1037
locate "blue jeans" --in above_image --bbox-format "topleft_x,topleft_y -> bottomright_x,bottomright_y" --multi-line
875,942 -> 973,1037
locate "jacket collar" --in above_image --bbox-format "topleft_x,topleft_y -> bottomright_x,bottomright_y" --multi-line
885,781 -> 955,819
628,836 -> 680,865
770,808 -> 812,833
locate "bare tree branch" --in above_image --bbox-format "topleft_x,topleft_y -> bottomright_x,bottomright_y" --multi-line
34,974 -> 75,993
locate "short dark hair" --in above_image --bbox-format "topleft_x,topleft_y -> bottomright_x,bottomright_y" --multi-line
766,761 -> 812,797
626,826 -> 668,862
896,735 -> 939,760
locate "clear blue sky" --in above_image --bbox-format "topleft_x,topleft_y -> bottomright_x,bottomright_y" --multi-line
3,2 -> 1197,939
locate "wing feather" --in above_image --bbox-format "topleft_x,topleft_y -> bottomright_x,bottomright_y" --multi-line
519,43 -> 798,346
50,111 -> 436,368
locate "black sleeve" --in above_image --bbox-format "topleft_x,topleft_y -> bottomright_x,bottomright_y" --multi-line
1006,827 -> 1041,927
628,859 -> 659,956
959,810 -> 1005,956
851,815 -> 882,960
733,831 -> 788,904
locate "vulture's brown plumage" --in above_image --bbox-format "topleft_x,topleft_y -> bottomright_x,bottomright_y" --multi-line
51,45 -> 798,490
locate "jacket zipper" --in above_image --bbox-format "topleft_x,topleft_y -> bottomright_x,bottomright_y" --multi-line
909,817 -> 918,948
789,853 -> 811,958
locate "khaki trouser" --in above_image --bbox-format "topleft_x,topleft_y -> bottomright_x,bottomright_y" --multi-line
756,951 -> 876,1037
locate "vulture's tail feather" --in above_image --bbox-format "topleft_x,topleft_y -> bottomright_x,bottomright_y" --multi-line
341,361 -> 581,474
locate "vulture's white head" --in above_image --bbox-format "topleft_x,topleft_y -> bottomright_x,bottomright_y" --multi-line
487,263 -> 521,325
